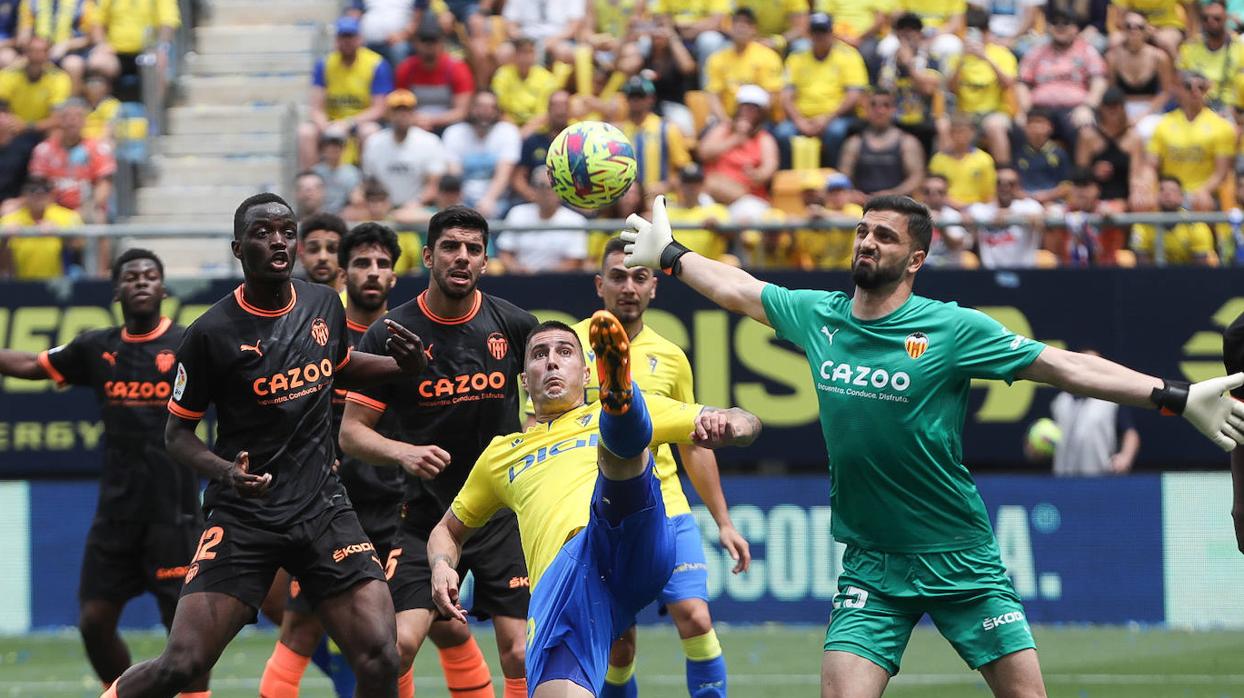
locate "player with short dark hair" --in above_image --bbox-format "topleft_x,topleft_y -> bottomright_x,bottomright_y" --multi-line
341,204 -> 538,698
298,212 -> 350,290
570,235 -> 750,698
260,221 -> 405,696
624,194 -> 1244,697
0,249 -> 208,696
100,193 -> 429,698
427,312 -> 761,698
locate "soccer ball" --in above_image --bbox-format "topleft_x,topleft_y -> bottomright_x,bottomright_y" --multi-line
1025,418 -> 1062,458
545,121 -> 637,209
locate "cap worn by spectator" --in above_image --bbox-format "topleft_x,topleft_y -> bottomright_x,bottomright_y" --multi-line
679,163 -> 705,182
320,128 -> 347,145
736,84 -> 771,109
826,173 -> 852,191
336,16 -> 360,36
623,76 -> 656,98
809,13 -> 833,33
386,89 -> 417,109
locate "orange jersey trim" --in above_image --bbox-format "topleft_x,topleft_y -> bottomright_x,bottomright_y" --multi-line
168,401 -> 205,420
345,391 -> 387,412
346,318 -> 370,334
121,316 -> 173,343
417,290 -> 482,325
233,284 -> 297,318
335,345 -> 352,372
36,350 -> 66,386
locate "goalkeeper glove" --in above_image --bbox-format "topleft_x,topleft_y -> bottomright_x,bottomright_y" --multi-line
1151,374 -> 1244,451
622,195 -> 692,275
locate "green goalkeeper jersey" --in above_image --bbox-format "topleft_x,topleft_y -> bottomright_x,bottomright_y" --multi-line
761,284 -> 1046,553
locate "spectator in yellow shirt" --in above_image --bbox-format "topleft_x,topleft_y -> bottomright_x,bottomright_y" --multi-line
0,176 -> 83,279
90,0 -> 178,99
774,13 -> 868,168
614,76 -> 690,197
1176,0 -> 1244,112
17,0 -> 99,92
928,114 -> 998,207
794,171 -> 864,269
81,70 -> 119,141
704,7 -> 783,122
0,36 -> 70,129
943,8 -> 1017,164
1130,175 -> 1216,265
650,0 -> 728,79
297,16 -> 393,169
665,162 -> 733,260
1143,71 -> 1235,211
491,37 -> 571,129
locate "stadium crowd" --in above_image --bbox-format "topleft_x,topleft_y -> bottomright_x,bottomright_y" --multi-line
5,0 -> 1244,277
0,0 -> 178,279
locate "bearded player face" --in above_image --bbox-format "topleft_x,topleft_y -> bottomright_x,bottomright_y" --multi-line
344,242 -> 396,312
851,209 -> 916,290
424,227 -> 487,299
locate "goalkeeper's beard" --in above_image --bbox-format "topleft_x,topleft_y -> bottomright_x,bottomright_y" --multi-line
851,253 -> 906,290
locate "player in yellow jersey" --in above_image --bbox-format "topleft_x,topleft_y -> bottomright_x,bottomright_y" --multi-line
428,313 -> 761,697
566,237 -> 750,698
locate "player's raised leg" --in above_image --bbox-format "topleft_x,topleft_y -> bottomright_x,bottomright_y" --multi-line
102,592 -> 253,697
317,579 -> 401,698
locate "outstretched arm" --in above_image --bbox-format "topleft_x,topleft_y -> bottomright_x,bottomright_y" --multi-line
428,510 -> 480,622
692,406 -> 762,449
678,443 -> 750,573
1018,346 -> 1244,451
0,349 -> 47,379
335,319 -> 427,389
623,196 -> 770,325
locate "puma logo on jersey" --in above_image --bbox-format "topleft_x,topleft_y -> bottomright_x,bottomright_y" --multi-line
423,343 -> 434,361
101,351 -> 117,367
820,326 -> 840,345
240,340 -> 263,357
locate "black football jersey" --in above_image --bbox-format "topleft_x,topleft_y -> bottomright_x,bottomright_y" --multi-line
39,318 -> 200,524
169,280 -> 351,527
1225,311 -> 1244,400
347,290 -> 537,518
336,318 -> 404,507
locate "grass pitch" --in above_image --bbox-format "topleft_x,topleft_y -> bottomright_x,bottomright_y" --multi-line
1,624 -> 1242,697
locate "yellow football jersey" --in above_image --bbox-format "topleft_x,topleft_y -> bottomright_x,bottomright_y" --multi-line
705,42 -> 784,117
452,395 -> 702,589
0,65 -> 71,125
1130,220 -> 1215,264
944,44 -> 1017,115
1,204 -> 82,280
1147,108 -> 1237,192
571,318 -> 696,519
928,148 -> 997,206
783,44 -> 869,118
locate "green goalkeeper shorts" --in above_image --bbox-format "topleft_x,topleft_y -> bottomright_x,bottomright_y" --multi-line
823,539 -> 1035,675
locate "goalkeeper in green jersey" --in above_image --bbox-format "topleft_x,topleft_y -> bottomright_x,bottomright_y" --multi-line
622,194 -> 1244,698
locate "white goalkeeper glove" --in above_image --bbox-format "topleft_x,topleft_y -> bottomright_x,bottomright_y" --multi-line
1151,374 -> 1244,451
621,195 -> 691,274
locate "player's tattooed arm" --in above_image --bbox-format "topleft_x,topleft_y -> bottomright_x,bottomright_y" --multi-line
692,407 -> 762,448
165,417 -> 272,497
0,349 -> 48,379
428,509 -> 479,623
336,320 -> 428,388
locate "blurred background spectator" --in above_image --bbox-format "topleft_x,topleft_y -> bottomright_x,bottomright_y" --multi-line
299,15 -> 393,168
792,171 -> 860,269
312,129 -> 362,215
512,90 -> 569,205
839,88 -> 926,199
943,7 -> 1017,164
441,89 -> 520,218
0,175 -> 83,279
0,36 -> 70,131
294,170 -> 328,219
28,97 -> 114,223
362,88 -> 457,217
1105,12 -> 1173,135
615,76 -> 690,199
697,83 -> 777,222
0,98 -> 39,204
394,23 -> 473,132
967,164 -> 1047,268
919,174 -> 973,267
1140,71 -> 1234,212
1075,88 -> 1138,209
498,165 -> 588,272
1017,7 -> 1108,147
651,0 -> 727,80
1130,175 -> 1217,265
492,36 -> 570,129
666,162 -> 731,261
91,0 -> 180,101
929,114 -> 997,208
705,8 -> 782,124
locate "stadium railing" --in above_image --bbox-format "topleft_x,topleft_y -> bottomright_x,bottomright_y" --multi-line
5,211 -> 1241,276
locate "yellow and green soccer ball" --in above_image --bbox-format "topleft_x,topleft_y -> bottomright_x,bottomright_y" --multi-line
1026,418 -> 1062,458
545,121 -> 637,209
